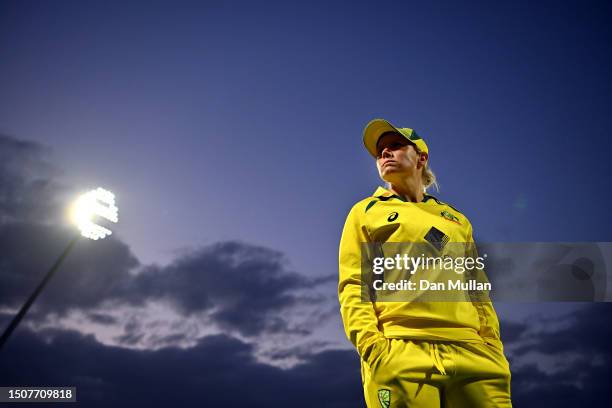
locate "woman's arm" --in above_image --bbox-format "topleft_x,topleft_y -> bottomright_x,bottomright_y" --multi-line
466,222 -> 503,349
338,204 -> 386,361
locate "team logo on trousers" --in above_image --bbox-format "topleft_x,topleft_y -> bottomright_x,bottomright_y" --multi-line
378,389 -> 391,408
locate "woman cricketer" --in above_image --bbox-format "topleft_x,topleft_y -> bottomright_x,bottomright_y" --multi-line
338,119 -> 512,407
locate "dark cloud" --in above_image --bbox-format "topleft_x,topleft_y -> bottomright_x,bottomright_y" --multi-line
0,221 -> 139,315
3,303 -> 612,408
125,241 -> 326,336
86,313 -> 117,326
499,319 -> 529,344
147,332 -> 188,348
0,327 -> 362,408
0,134 -> 332,340
512,304 -> 612,355
264,340 -> 333,361
0,134 -> 67,224
511,361 -> 610,406
113,317 -> 145,346
505,304 -> 612,406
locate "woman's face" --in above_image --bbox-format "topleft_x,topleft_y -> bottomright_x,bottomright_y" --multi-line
375,132 -> 425,183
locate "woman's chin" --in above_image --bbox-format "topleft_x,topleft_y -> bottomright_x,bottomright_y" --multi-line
380,170 -> 401,181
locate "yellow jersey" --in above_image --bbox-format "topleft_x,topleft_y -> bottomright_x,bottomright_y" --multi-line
338,186 -> 503,361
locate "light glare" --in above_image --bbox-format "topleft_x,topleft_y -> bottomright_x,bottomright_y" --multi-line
72,188 -> 119,240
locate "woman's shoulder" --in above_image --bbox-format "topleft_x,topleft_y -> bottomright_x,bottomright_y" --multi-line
343,187 -> 389,214
344,196 -> 376,215
423,193 -> 473,226
422,193 -> 460,211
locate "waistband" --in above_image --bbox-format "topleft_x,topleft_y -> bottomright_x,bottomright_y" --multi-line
383,327 -> 485,343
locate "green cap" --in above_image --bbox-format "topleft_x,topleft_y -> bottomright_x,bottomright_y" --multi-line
363,118 -> 429,158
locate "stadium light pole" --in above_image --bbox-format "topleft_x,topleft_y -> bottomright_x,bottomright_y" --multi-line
0,187 -> 118,351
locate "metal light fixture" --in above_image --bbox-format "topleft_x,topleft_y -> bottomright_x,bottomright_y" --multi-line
0,187 -> 119,351
72,187 -> 119,240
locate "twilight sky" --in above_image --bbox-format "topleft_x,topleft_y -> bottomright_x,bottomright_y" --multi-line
1,0 -> 611,406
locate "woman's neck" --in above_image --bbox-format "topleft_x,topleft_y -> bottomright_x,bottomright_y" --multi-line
388,179 -> 425,203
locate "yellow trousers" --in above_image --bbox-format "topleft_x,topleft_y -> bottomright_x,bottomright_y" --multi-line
361,339 -> 512,407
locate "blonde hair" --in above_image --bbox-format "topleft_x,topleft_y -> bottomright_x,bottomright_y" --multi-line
421,161 -> 439,192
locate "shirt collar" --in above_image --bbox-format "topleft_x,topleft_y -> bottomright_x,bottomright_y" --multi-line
373,186 -> 396,199
372,186 -> 437,204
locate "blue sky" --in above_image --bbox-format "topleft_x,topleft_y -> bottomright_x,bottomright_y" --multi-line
1,0 -> 611,406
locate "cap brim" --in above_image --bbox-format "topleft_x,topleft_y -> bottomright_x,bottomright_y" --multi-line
363,119 -> 402,157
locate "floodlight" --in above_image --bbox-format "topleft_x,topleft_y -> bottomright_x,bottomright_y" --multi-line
72,188 -> 119,240
0,187 -> 119,351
